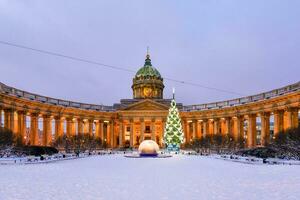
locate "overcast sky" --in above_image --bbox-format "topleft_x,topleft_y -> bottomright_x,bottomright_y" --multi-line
0,0 -> 299,106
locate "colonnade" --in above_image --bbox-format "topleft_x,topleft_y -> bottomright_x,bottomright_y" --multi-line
0,106 -> 299,148
0,107 -> 168,148
183,107 -> 299,148
0,108 -> 114,147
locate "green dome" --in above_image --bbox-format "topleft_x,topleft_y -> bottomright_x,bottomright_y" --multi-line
135,54 -> 162,78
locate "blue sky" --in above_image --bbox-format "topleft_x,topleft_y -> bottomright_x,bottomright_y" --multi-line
0,0 -> 299,105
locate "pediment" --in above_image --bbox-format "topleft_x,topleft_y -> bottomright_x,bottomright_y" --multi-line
122,99 -> 169,111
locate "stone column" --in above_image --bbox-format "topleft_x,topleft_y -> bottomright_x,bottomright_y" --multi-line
4,109 -> 10,130
88,119 -> 94,137
11,110 -> 17,133
77,118 -> 84,135
285,107 -> 298,130
110,120 -> 114,148
95,121 -> 100,138
198,121 -> 203,138
72,119 -> 76,136
220,119 -> 225,135
106,123 -> 111,146
119,119 -> 123,147
66,118 -> 74,137
151,118 -> 156,141
260,112 -> 270,146
208,119 -> 212,135
233,116 -> 244,141
183,120 -> 190,143
192,119 -> 198,139
43,115 -> 52,146
83,120 -> 89,135
4,109 -> 16,133
30,113 -> 39,145
130,119 -> 134,147
274,110 -> 284,138
99,120 -> 104,142
247,114 -> 257,148
140,118 -> 145,143
293,108 -> 299,128
161,119 -> 166,147
202,119 -> 209,137
213,118 -> 220,135
54,116 -> 63,139
225,117 -> 232,135
0,108 -> 3,127
17,111 -> 26,144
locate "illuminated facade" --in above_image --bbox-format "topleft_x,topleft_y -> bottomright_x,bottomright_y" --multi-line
0,53 -> 299,148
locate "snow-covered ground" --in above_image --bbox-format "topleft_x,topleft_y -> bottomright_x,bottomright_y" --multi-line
0,155 -> 299,200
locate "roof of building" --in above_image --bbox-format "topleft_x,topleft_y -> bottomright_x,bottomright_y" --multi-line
135,54 -> 162,78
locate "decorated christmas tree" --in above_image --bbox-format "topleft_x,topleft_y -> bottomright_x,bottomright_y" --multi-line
164,88 -> 184,151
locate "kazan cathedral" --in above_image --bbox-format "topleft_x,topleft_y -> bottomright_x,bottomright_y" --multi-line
0,53 -> 299,149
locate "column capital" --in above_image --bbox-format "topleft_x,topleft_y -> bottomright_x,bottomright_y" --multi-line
43,114 -> 52,119
260,111 -> 271,117
17,110 -> 26,115
151,118 -> 156,123
30,112 -> 39,117
202,119 -> 208,123
247,113 -> 257,118
273,109 -> 284,115
66,117 -> 74,121
235,115 -> 244,120
55,115 -> 64,120
77,117 -> 84,122
140,118 -> 144,122
285,106 -> 298,112
213,118 -> 220,122
4,108 -> 14,112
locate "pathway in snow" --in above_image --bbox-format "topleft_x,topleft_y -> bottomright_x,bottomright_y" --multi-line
0,155 -> 299,200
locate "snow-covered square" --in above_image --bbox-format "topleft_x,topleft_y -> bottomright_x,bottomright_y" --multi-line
1,155 -> 300,200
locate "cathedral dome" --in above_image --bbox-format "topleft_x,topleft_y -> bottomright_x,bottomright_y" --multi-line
135,54 -> 162,79
132,52 -> 164,99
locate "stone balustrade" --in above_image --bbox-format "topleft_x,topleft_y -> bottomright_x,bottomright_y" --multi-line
1,81 -> 299,112
0,82 -> 114,112
182,81 -> 300,111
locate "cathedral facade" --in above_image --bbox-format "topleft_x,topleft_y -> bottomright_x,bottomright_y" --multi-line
0,54 -> 299,149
